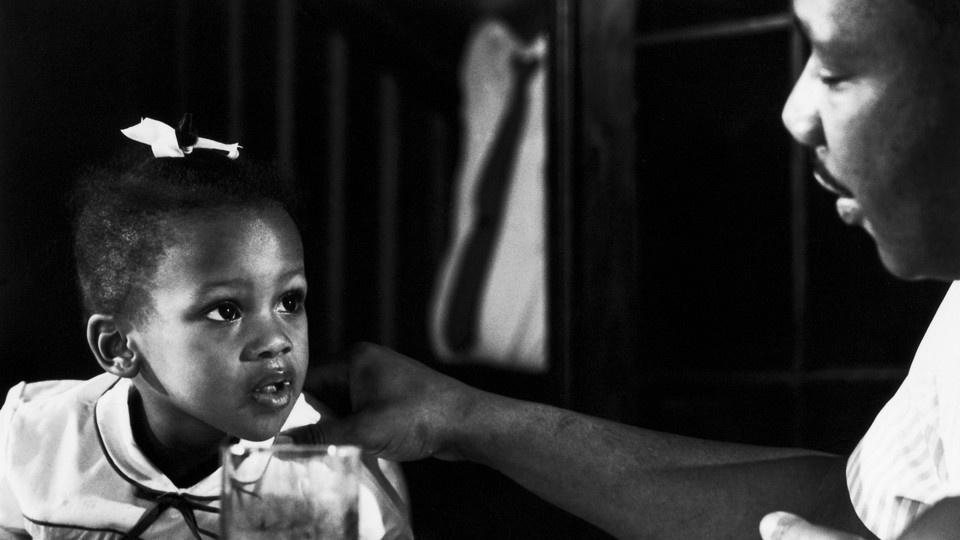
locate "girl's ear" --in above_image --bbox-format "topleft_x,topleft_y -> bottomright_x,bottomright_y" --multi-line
86,314 -> 140,378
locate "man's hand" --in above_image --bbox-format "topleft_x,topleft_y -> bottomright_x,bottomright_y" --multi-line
760,512 -> 865,540
310,343 -> 482,462
761,498 -> 960,540
898,497 -> 960,540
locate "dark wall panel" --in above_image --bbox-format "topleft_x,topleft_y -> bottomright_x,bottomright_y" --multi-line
637,31 -> 795,374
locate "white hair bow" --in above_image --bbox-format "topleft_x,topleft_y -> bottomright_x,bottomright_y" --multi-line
121,117 -> 241,160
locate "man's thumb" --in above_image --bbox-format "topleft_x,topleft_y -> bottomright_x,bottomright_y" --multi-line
760,512 -> 863,540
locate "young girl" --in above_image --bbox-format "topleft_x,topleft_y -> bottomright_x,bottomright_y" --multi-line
0,116 -> 411,539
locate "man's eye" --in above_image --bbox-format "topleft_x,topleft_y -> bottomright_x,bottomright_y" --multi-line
820,75 -> 845,87
205,303 -> 242,322
279,292 -> 305,313
816,68 -> 848,88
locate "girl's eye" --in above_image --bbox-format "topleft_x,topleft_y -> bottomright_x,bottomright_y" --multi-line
279,292 -> 305,314
205,303 -> 242,322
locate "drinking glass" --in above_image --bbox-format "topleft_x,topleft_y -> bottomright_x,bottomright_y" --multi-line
220,443 -> 361,540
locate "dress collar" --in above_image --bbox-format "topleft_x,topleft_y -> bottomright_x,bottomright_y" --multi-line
93,377 -> 319,497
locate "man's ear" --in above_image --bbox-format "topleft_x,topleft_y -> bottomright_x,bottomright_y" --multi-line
86,314 -> 140,378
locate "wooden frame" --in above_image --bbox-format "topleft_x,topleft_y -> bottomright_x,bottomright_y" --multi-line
549,0 -> 641,421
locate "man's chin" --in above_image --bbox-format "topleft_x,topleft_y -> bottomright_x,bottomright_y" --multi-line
876,246 -> 957,282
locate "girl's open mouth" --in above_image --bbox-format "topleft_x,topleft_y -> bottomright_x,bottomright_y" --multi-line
250,379 -> 293,410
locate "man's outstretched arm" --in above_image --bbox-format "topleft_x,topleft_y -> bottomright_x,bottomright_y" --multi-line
318,343 -> 875,540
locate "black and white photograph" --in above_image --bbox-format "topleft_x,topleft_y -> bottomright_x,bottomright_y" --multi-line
1,1 -> 958,538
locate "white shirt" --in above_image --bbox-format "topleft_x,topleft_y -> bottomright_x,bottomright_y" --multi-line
429,20 -> 548,372
847,280 -> 960,539
0,373 -> 411,539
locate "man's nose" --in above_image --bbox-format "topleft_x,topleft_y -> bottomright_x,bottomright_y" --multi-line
782,57 -> 824,147
245,315 -> 293,360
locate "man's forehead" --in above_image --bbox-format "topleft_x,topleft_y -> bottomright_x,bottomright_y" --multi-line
791,0 -> 864,54
792,0 -> 870,33
792,0 -> 924,52
799,0 -> 959,73
792,0 -> 934,28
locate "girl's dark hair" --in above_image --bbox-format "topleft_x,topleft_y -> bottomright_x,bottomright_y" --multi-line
71,147 -> 299,320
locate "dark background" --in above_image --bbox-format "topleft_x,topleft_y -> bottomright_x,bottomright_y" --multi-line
0,1 -> 950,538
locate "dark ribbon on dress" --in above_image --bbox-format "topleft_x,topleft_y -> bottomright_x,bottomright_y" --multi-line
175,112 -> 199,148
122,486 -> 220,540
443,54 -> 541,353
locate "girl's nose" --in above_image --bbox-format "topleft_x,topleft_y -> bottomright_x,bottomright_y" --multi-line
782,57 -> 825,147
245,317 -> 293,360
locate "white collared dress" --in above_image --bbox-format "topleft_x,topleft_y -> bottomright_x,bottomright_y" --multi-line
0,373 -> 411,539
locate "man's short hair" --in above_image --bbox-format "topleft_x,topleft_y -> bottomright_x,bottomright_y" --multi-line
906,0 -> 960,68
908,0 -> 959,22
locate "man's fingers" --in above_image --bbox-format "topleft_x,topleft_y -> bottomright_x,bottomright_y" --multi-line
314,415 -> 349,444
303,360 -> 352,417
760,512 -> 865,540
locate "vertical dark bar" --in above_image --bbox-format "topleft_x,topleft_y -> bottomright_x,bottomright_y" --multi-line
428,116 -> 451,267
0,1 -> 9,272
548,0 -> 578,408
326,33 -> 348,352
0,0 -> 7,162
176,0 -> 190,112
227,0 -> 244,141
277,0 -> 296,177
789,25 -> 808,447
378,73 -> 399,347
571,0 -> 639,421
789,27 -> 808,374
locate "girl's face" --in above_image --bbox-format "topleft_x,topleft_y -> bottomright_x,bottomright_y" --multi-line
127,205 -> 308,446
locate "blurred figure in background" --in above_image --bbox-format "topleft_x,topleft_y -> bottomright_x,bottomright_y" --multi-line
429,0 -> 549,372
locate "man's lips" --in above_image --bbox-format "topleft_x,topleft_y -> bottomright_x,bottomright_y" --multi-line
835,198 -> 862,226
812,160 -> 853,198
811,159 -> 864,227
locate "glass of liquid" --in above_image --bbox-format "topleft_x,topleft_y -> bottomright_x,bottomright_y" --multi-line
221,443 -> 361,540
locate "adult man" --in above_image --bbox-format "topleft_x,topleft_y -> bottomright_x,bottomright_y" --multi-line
322,0 -> 960,538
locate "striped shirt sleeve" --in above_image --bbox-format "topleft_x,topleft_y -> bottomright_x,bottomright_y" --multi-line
847,281 -> 960,540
